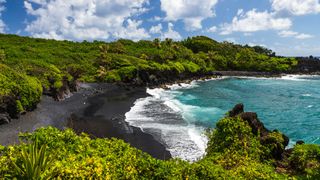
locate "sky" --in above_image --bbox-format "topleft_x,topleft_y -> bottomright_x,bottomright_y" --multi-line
0,0 -> 320,56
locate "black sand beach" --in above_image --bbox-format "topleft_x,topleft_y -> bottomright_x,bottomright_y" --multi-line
0,83 -> 171,160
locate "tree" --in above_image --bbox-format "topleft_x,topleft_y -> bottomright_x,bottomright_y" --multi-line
110,41 -> 126,54
153,38 -> 161,48
97,44 -> 113,70
0,49 -> 5,62
164,38 -> 173,46
235,48 -> 255,70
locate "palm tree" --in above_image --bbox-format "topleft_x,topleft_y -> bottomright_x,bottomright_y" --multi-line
153,38 -> 161,48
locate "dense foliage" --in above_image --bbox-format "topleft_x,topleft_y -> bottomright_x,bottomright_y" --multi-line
0,34 -> 297,117
1,115 -> 319,179
0,34 -> 297,85
0,64 -> 42,115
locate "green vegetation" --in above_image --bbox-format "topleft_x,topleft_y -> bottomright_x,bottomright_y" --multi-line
289,144 -> 320,178
1,115 -> 319,179
0,35 -> 297,85
0,64 -> 42,115
0,34 -> 297,118
11,138 -> 55,179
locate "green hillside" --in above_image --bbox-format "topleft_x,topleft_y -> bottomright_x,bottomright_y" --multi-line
0,34 -> 297,118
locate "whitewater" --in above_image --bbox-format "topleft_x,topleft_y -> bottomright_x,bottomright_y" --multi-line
125,75 -> 320,161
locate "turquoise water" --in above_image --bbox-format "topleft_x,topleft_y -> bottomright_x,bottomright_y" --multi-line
126,75 -> 320,161
176,76 -> 320,145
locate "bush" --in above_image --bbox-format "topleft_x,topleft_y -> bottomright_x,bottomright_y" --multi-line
206,117 -> 262,158
289,144 -> 320,178
0,114 -> 317,179
11,139 -> 55,179
0,64 -> 42,114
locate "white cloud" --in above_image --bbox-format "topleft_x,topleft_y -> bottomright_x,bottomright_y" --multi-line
271,0 -> 320,15
220,9 -> 292,35
160,0 -> 218,31
278,30 -> 313,39
247,42 -> 267,47
275,42 -> 320,56
24,0 -> 150,41
114,19 -> 150,41
207,26 -> 217,33
0,0 -> 6,33
278,30 -> 299,37
148,16 -> 162,22
295,33 -> 313,39
161,22 -> 182,40
149,23 -> 162,34
224,37 -> 237,43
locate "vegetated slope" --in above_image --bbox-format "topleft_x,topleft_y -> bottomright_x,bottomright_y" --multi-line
0,105 -> 319,179
0,34 -> 297,121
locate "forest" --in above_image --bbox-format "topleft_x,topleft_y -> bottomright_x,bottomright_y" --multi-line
0,34 -> 297,118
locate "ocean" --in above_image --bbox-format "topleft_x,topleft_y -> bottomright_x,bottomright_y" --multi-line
125,75 -> 320,161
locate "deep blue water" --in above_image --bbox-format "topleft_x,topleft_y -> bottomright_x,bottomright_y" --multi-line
176,76 -> 320,145
126,75 -> 320,161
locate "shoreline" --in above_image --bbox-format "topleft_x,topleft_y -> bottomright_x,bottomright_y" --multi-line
0,83 -> 171,160
1,71 -> 319,160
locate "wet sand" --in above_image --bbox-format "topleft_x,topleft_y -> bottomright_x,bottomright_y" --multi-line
0,83 -> 171,160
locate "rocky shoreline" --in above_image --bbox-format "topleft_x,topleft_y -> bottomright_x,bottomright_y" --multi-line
1,70 -> 319,160
0,83 -> 171,160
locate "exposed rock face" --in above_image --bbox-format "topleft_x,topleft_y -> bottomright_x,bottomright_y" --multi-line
240,112 -> 269,136
130,70 -> 218,88
0,96 -> 19,124
228,103 -> 289,160
0,113 -> 10,125
0,76 -> 81,126
228,103 -> 244,117
52,78 -> 80,101
296,140 -> 305,145
292,58 -> 320,73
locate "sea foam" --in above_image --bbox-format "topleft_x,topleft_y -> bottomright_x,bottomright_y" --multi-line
125,85 -> 210,161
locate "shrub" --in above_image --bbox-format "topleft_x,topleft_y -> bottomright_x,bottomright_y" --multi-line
117,66 -> 137,81
0,64 -> 42,114
206,117 -> 262,159
11,139 -> 55,179
289,144 -> 320,178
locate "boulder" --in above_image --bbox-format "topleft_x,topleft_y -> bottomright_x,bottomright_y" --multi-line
239,112 -> 269,136
228,103 -> 244,117
296,140 -> 305,145
0,113 -> 10,125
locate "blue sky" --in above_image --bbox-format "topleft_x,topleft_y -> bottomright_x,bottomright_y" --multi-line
0,0 -> 319,56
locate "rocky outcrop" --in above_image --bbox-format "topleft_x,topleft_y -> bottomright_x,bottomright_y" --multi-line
228,103 -> 244,117
291,57 -> 320,74
130,70 -> 219,88
228,104 -> 289,160
0,76 -> 81,126
50,77 -> 80,101
0,113 -> 10,125
0,96 -> 19,124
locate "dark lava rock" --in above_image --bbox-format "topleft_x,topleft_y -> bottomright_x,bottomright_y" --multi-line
239,112 -> 269,136
228,104 -> 290,160
228,103 -> 244,117
0,96 -> 19,119
0,113 -> 10,125
296,140 -> 305,145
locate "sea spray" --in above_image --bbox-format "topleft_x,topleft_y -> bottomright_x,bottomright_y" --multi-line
126,75 -> 320,161
125,85 -> 210,161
